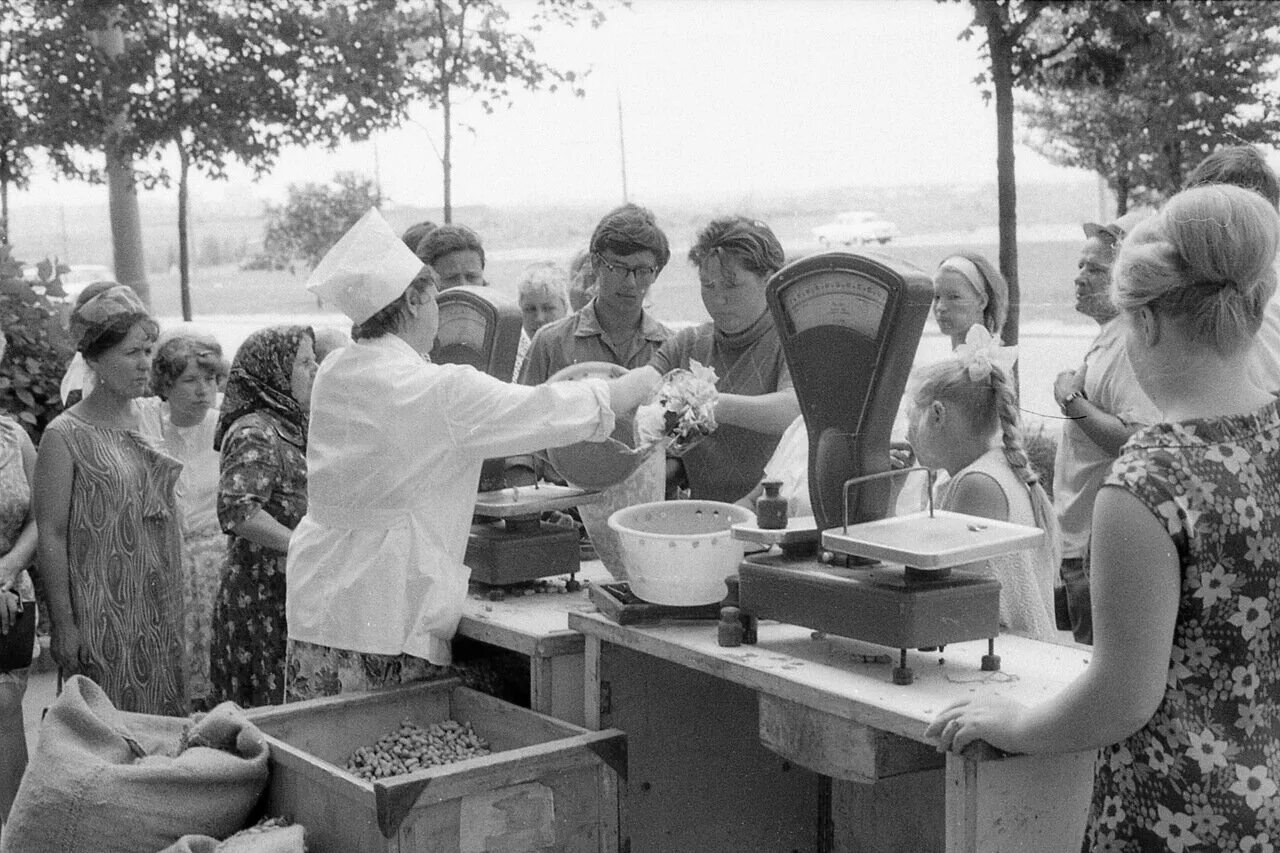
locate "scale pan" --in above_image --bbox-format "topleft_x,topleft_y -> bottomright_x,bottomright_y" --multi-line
545,361 -> 645,490
821,509 -> 1044,570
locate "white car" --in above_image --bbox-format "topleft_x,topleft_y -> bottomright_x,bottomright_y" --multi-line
59,264 -> 115,300
812,211 -> 901,246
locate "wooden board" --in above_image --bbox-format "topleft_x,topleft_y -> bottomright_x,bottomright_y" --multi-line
587,581 -> 721,625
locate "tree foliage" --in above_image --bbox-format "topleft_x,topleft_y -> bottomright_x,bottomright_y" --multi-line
0,243 -> 73,441
0,2 -> 41,241
399,0 -> 608,220
19,1 -> 419,314
263,172 -> 382,268
1020,1 -> 1280,213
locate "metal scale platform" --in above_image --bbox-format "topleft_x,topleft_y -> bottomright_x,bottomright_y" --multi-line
431,285 -> 601,590
724,252 -> 1042,684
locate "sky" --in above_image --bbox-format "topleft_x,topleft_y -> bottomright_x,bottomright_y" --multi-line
23,0 -> 1096,210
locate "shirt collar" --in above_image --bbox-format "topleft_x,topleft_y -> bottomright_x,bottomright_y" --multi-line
575,299 -> 666,342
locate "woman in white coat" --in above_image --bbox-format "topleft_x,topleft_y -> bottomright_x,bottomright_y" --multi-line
285,210 -> 659,699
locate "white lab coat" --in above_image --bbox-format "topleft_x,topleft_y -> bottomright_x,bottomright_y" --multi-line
286,334 -> 615,665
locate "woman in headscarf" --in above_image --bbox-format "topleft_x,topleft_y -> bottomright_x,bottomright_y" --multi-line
650,216 -> 800,503
208,325 -> 316,708
284,210 -> 657,699
139,325 -> 229,711
931,252 -> 1009,349
34,285 -> 186,715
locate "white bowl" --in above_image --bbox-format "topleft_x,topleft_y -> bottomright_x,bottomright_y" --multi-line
608,500 -> 754,606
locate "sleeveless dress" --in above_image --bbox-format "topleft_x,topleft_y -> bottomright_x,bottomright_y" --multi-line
936,448 -> 1057,641
139,400 -> 225,710
44,411 -> 186,715
1083,401 -> 1280,851
0,417 -> 35,684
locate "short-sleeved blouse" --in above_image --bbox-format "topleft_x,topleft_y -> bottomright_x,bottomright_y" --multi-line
217,411 -> 308,542
1084,400 -> 1280,851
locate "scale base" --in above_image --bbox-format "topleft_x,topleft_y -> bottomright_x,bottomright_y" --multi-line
466,521 -> 581,587
734,552 -> 1001,684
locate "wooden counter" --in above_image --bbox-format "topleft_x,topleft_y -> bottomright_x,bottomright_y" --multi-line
456,561 -> 613,725
569,611 -> 1097,853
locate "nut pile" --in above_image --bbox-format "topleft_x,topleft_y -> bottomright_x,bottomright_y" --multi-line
345,718 -> 491,781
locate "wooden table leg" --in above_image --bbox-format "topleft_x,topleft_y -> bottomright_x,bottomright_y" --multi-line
944,750 -> 1095,853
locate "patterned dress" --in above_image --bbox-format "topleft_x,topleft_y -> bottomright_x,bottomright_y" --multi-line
1084,400 -> 1280,852
0,416 -> 35,686
209,411 -> 307,708
44,412 -> 186,715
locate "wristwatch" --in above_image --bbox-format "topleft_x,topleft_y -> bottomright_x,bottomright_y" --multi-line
1060,389 -> 1087,412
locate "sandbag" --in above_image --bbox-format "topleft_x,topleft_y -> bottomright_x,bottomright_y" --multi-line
2,675 -> 270,853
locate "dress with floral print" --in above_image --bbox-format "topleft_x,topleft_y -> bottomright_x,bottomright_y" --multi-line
209,411 -> 307,708
1085,399 -> 1279,852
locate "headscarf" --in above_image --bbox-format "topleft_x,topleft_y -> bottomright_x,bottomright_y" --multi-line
214,326 -> 313,451
69,284 -> 151,353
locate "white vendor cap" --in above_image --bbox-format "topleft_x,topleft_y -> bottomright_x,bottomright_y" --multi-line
306,208 -> 427,324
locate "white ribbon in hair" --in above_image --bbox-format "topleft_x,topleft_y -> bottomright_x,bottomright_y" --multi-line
954,325 -> 1018,382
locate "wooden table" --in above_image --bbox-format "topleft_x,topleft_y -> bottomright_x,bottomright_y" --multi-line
569,611 -> 1097,853
455,561 -> 613,726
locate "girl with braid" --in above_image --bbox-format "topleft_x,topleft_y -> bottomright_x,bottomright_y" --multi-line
905,327 -> 1059,640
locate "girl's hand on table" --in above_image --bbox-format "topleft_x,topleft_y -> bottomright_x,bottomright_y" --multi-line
926,696 -> 1027,755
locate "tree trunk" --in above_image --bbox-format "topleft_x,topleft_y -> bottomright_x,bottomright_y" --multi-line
177,139 -> 192,321
0,178 -> 8,244
105,149 -> 150,305
986,13 -> 1020,357
94,9 -> 150,307
442,89 -> 453,223
1115,174 -> 1130,216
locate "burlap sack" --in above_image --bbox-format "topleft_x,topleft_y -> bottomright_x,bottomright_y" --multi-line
2,675 -> 269,853
157,825 -> 306,853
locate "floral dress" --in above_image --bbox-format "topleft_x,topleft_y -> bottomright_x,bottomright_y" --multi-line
0,416 -> 35,685
209,411 -> 307,708
1084,400 -> 1280,852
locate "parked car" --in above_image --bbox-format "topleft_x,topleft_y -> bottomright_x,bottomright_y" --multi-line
812,211 -> 901,246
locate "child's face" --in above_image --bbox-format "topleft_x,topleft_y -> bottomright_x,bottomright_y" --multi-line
905,398 -> 943,469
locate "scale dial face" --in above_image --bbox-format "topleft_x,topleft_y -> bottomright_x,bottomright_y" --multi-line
778,272 -> 889,338
436,302 -> 493,351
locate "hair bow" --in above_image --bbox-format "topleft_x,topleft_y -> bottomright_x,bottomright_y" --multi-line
954,325 -> 1018,382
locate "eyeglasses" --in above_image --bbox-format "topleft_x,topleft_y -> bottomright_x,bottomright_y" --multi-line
594,254 -> 660,286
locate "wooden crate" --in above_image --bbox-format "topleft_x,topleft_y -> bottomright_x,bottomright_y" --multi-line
245,679 -> 625,853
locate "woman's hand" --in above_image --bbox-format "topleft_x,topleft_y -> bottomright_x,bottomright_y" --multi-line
889,440 -> 914,470
51,622 -> 88,675
0,588 -> 18,634
926,696 -> 1027,755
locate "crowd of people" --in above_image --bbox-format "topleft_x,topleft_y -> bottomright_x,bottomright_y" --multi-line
0,143 -> 1274,850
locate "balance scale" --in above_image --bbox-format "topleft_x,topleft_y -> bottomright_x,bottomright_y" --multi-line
724,252 -> 1042,684
432,285 -> 600,589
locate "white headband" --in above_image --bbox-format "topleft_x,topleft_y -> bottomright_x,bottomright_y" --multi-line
937,256 -> 987,303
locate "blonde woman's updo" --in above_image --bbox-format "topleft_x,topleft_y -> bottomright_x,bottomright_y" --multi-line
1113,184 -> 1279,356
